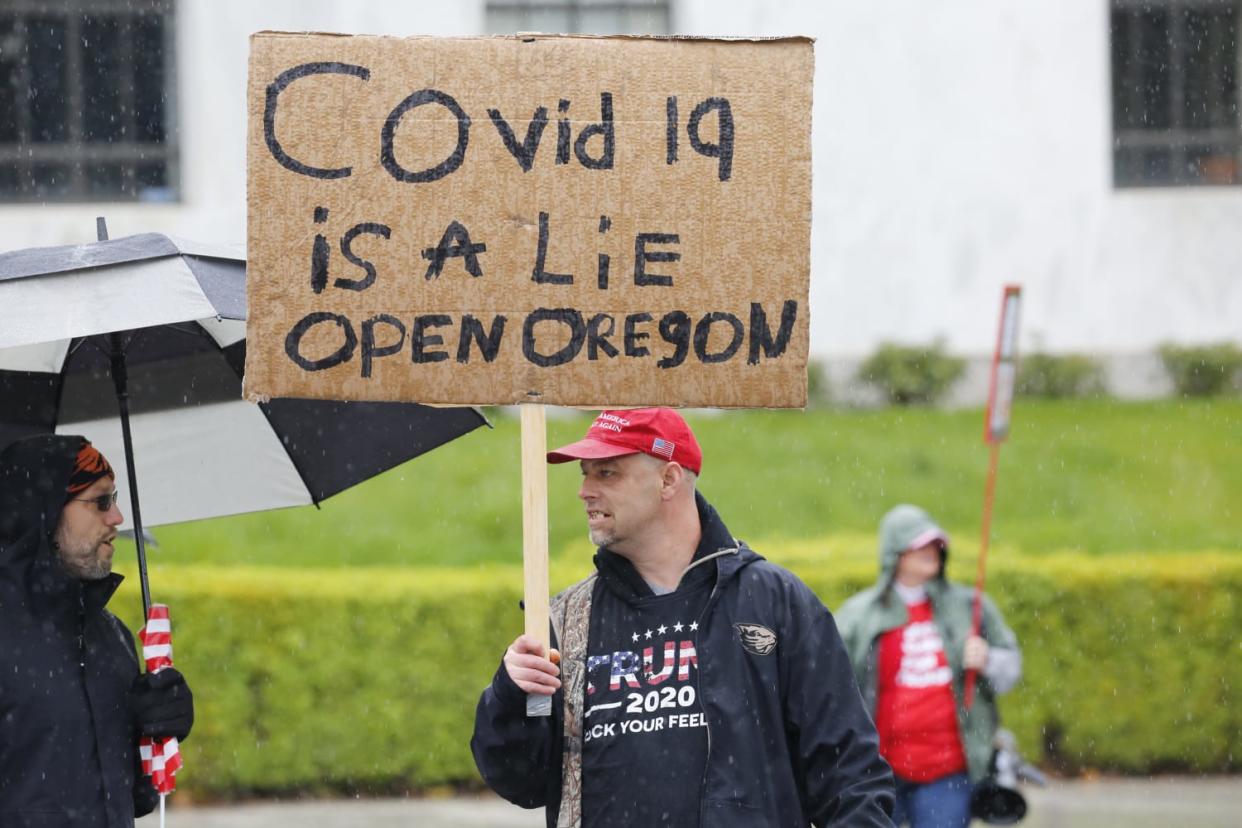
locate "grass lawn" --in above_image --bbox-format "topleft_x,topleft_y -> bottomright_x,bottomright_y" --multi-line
117,398 -> 1242,575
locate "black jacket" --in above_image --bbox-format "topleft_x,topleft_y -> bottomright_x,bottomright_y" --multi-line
472,493 -> 895,827
0,435 -> 157,827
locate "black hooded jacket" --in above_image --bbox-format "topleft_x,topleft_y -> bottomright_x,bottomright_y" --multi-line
0,435 -> 157,827
472,493 -> 896,827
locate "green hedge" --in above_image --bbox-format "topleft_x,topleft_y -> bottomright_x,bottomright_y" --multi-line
114,566 -> 523,797
770,543 -> 1241,775
112,551 -> 1241,799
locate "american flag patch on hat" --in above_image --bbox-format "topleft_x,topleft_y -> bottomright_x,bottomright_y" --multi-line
651,437 -> 675,459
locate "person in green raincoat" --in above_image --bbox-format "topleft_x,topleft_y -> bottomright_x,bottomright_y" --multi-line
836,505 -> 1021,828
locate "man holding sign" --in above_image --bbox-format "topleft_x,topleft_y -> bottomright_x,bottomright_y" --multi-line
472,409 -> 895,827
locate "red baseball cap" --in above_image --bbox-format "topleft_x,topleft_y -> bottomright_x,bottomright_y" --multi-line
547,408 -> 703,476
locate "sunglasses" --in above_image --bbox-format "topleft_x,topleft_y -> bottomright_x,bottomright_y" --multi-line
71,490 -> 120,513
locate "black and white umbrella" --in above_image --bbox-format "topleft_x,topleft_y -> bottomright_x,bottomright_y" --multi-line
0,223 -> 487,614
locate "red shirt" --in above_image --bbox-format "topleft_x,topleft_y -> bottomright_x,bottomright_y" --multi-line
874,599 -> 967,782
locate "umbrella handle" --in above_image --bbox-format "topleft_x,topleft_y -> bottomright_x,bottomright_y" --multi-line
98,215 -> 153,619
111,332 -> 153,619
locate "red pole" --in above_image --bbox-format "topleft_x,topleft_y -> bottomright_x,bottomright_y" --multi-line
966,284 -> 1021,709
964,440 -> 1000,708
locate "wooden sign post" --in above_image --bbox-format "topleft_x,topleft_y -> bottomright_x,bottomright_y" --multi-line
245,32 -> 814,716
520,403 -> 552,716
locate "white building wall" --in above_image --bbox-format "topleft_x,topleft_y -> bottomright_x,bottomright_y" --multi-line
683,0 -> 1242,360
1,0 -> 1238,368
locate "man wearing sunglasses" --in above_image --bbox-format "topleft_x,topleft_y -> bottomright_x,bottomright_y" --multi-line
0,435 -> 195,827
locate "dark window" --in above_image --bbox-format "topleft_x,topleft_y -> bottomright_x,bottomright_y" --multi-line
1112,0 -> 1242,187
485,0 -> 671,35
0,0 -> 177,203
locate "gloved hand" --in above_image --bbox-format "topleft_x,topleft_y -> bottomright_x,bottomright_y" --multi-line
130,667 -> 194,741
132,772 -> 160,817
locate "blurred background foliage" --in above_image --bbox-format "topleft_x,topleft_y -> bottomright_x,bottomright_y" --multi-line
132,399 -> 1242,569
855,340 -> 967,406
1016,353 -> 1107,399
110,551 -> 1242,800
102,399 -> 1242,796
1159,342 -> 1242,397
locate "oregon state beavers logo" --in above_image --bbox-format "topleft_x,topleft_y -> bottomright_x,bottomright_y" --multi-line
734,623 -> 777,656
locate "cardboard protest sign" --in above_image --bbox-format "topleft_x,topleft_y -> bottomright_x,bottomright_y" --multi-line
245,33 -> 813,408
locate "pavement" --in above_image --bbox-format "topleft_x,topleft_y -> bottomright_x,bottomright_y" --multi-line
138,776 -> 1242,827
1021,776 -> 1240,828
139,795 -> 540,828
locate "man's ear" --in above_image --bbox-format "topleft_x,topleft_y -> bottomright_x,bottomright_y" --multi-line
660,462 -> 685,498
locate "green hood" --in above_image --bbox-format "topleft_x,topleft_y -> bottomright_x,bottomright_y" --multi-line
877,503 -> 949,581
839,503 -> 1020,783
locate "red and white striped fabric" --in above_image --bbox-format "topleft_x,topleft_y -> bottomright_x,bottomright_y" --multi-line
138,604 -> 182,795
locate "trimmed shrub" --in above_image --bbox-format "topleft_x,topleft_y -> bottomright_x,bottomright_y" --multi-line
856,341 -> 966,406
1016,353 -> 1105,399
112,552 -> 1242,799
1159,342 -> 1242,397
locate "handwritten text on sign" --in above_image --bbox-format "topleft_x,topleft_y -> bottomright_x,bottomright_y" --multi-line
245,34 -> 813,407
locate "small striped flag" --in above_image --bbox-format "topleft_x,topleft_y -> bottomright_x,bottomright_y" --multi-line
651,437 -> 675,460
138,604 -> 182,795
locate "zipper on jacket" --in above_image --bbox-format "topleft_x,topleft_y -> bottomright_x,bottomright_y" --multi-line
694,545 -> 735,828
77,590 -> 87,669
695,584 -> 715,828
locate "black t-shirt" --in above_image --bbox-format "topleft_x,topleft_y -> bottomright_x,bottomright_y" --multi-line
580,552 -> 715,828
